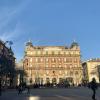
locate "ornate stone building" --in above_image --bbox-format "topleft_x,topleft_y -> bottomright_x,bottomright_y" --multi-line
82,58 -> 100,83
23,41 -> 82,85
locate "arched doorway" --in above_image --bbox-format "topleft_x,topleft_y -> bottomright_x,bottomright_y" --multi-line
52,78 -> 57,85
46,78 -> 50,87
46,78 -> 50,84
59,78 -> 63,84
58,78 -> 64,87
65,77 -> 73,85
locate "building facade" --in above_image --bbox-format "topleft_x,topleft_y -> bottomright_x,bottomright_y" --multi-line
0,40 -> 16,87
82,58 -> 100,83
15,59 -> 24,86
23,41 -> 83,86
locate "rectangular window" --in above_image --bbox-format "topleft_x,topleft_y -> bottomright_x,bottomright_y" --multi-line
37,51 -> 41,55
46,65 -> 48,67
36,58 -> 38,62
41,58 -> 43,62
74,64 -> 77,67
59,71 -> 62,74
52,65 -> 55,67
52,51 -> 54,55
46,58 -> 49,62
46,71 -> 49,75
30,58 -> 32,62
30,64 -> 32,67
58,58 -> 61,61
64,58 -> 67,62
74,58 -> 77,63
46,51 -> 48,55
51,58 -> 56,62
58,51 -> 60,55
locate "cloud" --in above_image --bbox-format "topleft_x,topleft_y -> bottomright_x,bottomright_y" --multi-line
0,22 -> 21,41
0,0 -> 32,61
0,0 -> 31,36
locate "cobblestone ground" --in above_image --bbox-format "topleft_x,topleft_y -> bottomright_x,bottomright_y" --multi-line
0,87 -> 100,100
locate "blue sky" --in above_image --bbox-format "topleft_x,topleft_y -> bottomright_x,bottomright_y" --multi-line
0,0 -> 100,61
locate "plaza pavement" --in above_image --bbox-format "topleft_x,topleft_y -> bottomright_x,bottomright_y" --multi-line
0,87 -> 100,100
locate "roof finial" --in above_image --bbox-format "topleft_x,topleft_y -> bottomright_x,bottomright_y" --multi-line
73,38 -> 76,42
26,39 -> 33,46
28,38 -> 31,42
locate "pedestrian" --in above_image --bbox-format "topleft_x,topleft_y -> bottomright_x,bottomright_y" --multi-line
0,78 -> 2,96
27,85 -> 30,94
89,78 -> 98,100
18,84 -> 22,95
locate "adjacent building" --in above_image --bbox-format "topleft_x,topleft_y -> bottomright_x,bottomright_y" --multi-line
23,40 -> 83,86
0,40 -> 16,87
82,58 -> 100,83
15,59 -> 24,86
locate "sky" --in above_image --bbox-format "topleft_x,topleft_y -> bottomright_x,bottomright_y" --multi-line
0,0 -> 100,61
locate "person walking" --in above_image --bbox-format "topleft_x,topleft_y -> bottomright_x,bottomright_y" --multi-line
26,85 -> 30,94
89,78 -> 98,100
0,78 -> 1,96
18,84 -> 23,95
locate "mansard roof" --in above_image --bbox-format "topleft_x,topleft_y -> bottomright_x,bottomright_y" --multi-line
26,40 -> 33,47
70,41 -> 79,48
25,40 -> 80,50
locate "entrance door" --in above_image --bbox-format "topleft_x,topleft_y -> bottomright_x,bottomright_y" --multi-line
52,78 -> 57,85
65,77 -> 73,85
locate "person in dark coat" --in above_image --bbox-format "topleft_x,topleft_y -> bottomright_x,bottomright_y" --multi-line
26,85 -> 30,94
0,78 -> 2,96
90,78 -> 98,100
18,84 -> 23,94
